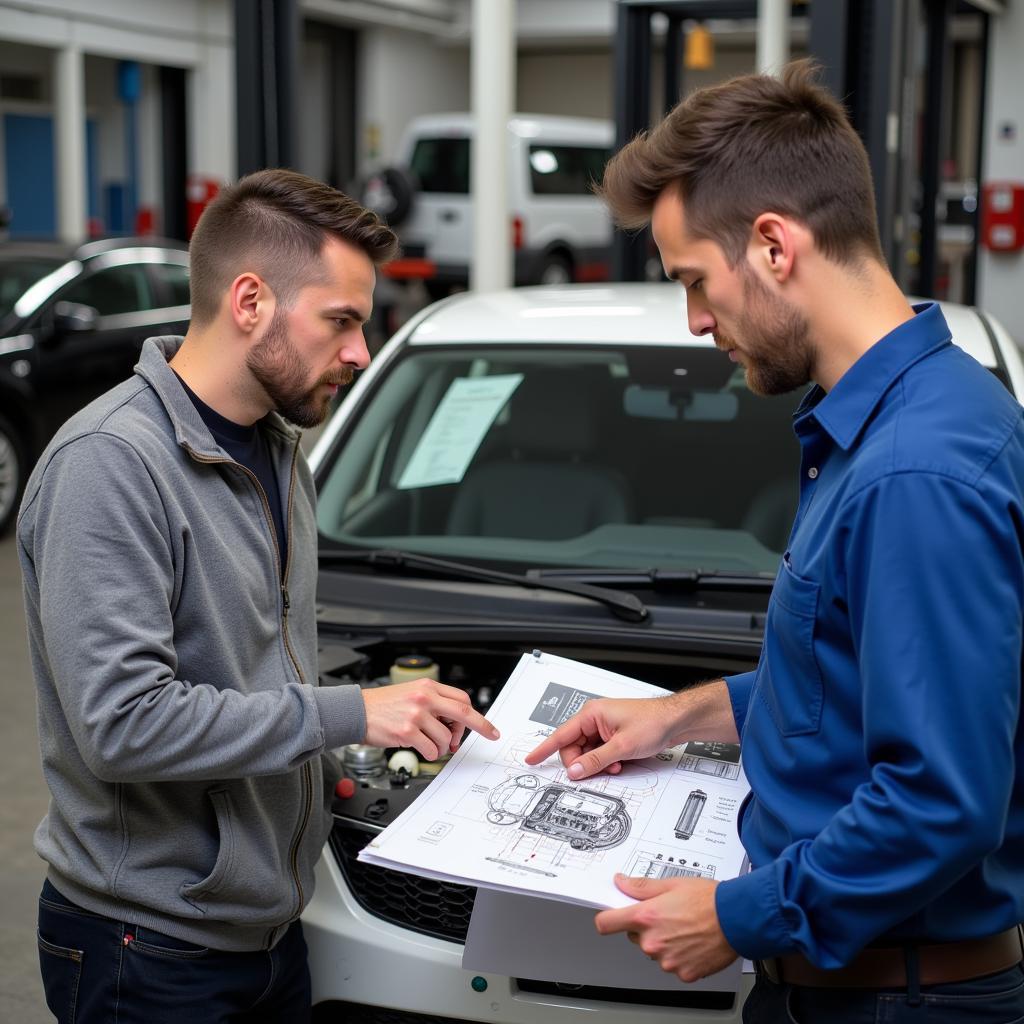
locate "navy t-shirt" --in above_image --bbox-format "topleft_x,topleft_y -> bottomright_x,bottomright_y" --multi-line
174,373 -> 288,573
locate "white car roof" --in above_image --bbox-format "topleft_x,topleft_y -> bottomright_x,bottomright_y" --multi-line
405,283 -> 1000,367
407,283 -> 708,347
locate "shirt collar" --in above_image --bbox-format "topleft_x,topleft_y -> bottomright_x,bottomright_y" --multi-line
133,336 -> 300,457
794,302 -> 952,450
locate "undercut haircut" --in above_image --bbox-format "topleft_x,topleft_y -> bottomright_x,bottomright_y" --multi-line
600,59 -> 883,267
188,168 -> 399,327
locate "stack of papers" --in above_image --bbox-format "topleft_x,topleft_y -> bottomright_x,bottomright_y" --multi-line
360,650 -> 750,910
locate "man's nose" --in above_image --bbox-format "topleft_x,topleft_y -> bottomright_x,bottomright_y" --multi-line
344,329 -> 371,371
686,296 -> 716,338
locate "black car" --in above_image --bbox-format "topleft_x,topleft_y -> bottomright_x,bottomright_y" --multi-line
0,237 -> 191,534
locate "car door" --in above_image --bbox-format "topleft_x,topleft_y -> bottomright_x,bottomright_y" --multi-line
402,133 -> 472,268
31,252 -> 187,439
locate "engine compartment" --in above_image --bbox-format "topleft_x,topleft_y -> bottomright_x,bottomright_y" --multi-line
320,636 -> 756,821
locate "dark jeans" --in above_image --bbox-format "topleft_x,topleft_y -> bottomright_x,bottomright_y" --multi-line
37,879 -> 311,1024
744,963 -> 1024,1024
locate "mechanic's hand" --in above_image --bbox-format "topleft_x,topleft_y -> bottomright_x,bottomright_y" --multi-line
362,678 -> 499,760
524,696 -> 679,779
595,876 -> 738,984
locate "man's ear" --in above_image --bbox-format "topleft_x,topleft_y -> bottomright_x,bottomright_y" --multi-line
749,213 -> 797,283
228,272 -> 271,334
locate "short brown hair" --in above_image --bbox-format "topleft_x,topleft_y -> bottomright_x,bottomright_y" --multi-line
188,169 -> 399,327
600,59 -> 882,267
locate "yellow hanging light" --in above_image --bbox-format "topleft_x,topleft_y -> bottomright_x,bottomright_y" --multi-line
684,22 -> 714,71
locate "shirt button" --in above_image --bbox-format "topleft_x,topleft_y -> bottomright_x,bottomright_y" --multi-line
807,467 -> 819,479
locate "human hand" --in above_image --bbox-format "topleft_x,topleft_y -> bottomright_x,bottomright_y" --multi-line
523,696 -> 680,779
362,678 -> 499,760
595,876 -> 738,983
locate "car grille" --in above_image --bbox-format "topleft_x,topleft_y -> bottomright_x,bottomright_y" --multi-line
328,820 -> 736,1013
329,820 -> 477,943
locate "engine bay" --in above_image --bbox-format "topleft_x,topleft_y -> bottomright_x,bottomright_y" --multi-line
319,636 -> 755,824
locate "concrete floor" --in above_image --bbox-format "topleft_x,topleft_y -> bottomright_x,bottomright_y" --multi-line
0,423 -> 326,1021
0,532 -> 51,1022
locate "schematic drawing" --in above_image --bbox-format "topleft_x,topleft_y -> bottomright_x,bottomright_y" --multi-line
528,682 -> 600,727
674,788 -> 707,840
678,741 -> 741,780
629,849 -> 717,880
486,773 -> 631,851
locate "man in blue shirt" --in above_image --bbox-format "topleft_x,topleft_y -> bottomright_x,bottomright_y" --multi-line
527,61 -> 1024,1022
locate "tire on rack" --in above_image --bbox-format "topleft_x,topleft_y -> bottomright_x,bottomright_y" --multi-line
359,166 -> 417,228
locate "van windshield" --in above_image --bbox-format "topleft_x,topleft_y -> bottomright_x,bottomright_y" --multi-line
315,344 -> 804,574
409,137 -> 470,194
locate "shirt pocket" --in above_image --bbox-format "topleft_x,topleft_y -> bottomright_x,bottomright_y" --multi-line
756,555 -> 824,737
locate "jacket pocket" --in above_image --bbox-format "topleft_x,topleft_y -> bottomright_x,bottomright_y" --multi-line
756,556 -> 824,736
180,788 -> 236,905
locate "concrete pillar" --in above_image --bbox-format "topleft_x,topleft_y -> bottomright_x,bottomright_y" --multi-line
470,0 -> 514,292
54,44 -> 87,244
756,0 -> 789,75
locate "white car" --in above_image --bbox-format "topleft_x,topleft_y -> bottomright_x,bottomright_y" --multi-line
302,283 -> 1024,1024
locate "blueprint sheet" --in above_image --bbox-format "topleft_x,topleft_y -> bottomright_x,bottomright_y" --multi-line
359,650 -> 750,909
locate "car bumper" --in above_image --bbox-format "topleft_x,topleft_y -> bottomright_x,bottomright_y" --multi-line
303,851 -> 752,1023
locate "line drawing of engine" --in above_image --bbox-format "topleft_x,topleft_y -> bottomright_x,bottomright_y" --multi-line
486,774 -> 631,851
674,788 -> 707,840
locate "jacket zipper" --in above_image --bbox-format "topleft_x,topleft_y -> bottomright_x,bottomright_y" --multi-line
183,437 -> 314,939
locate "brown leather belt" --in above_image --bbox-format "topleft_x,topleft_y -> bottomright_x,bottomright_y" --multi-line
758,926 -> 1024,989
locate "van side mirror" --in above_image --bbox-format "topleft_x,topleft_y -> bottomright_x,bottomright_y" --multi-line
54,301 -> 99,333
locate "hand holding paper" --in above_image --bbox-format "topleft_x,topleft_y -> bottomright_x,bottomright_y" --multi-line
597,874 -> 739,983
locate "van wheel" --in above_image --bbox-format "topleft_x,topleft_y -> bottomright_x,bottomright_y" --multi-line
0,411 -> 27,537
539,254 -> 572,286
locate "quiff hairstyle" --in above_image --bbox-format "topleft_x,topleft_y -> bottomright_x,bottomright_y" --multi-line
600,59 -> 883,267
188,168 -> 399,327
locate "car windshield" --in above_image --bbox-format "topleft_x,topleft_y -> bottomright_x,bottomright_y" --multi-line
0,256 -> 65,322
316,344 -> 804,574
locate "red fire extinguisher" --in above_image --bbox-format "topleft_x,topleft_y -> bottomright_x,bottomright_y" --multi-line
186,175 -> 221,237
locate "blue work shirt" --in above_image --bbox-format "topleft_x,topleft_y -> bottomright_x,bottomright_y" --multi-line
715,302 -> 1024,968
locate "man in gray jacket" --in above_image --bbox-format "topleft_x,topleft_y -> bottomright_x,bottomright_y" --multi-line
18,169 -> 498,1023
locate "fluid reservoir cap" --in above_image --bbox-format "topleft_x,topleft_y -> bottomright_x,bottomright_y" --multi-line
335,778 -> 356,799
390,655 -> 440,685
388,750 -> 420,776
397,655 -> 434,669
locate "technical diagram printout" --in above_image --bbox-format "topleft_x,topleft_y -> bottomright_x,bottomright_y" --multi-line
359,650 -> 750,909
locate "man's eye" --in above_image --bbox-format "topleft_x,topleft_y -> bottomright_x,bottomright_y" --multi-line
688,279 -> 704,293
334,318 -> 349,328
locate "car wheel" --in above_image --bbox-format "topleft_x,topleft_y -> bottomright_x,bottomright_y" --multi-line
0,412 -> 27,537
538,253 -> 572,286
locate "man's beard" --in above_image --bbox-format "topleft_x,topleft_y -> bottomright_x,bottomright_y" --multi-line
246,308 -> 353,428
718,263 -> 815,396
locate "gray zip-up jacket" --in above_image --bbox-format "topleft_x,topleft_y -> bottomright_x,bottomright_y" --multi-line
17,336 -> 366,951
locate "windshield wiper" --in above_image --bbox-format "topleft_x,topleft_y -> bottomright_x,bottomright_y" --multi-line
317,547 -> 648,623
528,567 -> 776,592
